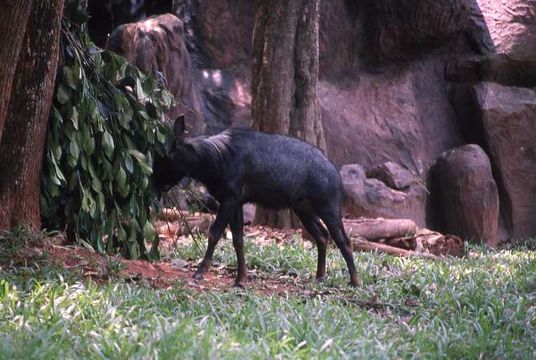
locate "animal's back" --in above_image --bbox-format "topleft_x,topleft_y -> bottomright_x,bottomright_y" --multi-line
227,128 -> 342,207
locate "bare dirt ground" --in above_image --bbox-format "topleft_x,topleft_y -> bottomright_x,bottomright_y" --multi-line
7,225 -> 311,296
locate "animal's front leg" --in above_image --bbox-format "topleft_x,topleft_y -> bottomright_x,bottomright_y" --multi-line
193,209 -> 228,280
230,206 -> 247,287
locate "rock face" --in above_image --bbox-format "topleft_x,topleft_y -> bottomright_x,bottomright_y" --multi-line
106,14 -> 204,135
467,0 -> 536,58
452,83 -> 536,239
341,164 -> 428,227
360,0 -> 470,62
446,54 -> 536,88
366,162 -> 418,190
431,144 -> 499,246
447,1 -> 536,88
319,53 -> 465,170
174,0 -> 255,133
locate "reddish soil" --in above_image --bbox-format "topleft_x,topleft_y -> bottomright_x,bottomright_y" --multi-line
9,225 -> 310,296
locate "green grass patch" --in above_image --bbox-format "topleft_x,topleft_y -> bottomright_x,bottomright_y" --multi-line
1,231 -> 536,359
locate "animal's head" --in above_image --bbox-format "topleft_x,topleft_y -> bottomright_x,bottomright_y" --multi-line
153,116 -> 198,194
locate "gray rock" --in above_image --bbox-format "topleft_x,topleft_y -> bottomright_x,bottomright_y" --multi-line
341,164 -> 428,227
432,144 -> 499,246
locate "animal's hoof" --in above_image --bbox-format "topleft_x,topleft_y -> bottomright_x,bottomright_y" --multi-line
192,271 -> 204,280
316,275 -> 326,282
233,281 -> 246,289
350,278 -> 361,287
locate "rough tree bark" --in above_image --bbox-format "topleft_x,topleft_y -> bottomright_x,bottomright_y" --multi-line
0,0 -> 65,230
0,1 -> 35,141
252,0 -> 326,228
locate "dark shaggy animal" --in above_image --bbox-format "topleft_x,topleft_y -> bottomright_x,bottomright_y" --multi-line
154,116 -> 360,287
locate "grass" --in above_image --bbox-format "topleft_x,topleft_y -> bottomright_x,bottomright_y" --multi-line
1,230 -> 536,359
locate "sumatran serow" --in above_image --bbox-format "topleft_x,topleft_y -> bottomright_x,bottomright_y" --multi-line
153,116 -> 360,287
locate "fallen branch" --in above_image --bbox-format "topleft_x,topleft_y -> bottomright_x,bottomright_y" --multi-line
351,237 -> 442,260
157,208 -> 199,222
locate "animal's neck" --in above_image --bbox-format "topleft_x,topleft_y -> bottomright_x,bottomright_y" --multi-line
186,152 -> 225,200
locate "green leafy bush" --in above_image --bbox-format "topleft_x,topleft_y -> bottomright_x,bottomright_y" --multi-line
40,1 -> 173,259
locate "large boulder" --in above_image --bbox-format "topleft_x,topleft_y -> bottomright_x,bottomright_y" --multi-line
341,163 -> 428,227
366,162 -> 418,190
106,14 -> 204,135
451,82 -> 536,239
431,144 -> 499,246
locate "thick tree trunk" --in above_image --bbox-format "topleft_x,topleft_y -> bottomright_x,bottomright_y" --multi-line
252,0 -> 326,229
0,0 -> 64,230
0,1 -> 35,141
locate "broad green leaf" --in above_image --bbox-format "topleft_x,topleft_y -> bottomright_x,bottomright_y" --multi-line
84,136 -> 95,156
118,227 -> 127,242
91,177 -> 102,192
53,106 -> 63,123
128,149 -> 146,162
117,166 -> 127,190
124,154 -> 134,173
119,184 -> 130,198
89,196 -> 97,218
101,131 -> 114,158
53,142 -> 62,160
63,65 -> 78,90
143,220 -> 156,240
67,154 -> 78,168
136,78 -> 145,101
156,129 -> 167,144
65,123 -> 75,140
98,192 -> 105,210
80,153 -> 88,171
69,140 -> 80,157
88,99 -> 98,119
81,192 -> 90,213
141,176 -> 149,191
57,84 -> 70,104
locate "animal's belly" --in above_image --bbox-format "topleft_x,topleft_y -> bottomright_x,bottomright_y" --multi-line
241,183 -> 298,209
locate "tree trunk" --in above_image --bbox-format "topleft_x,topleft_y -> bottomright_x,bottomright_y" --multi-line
0,1 -> 35,141
0,0 -> 65,230
252,0 -> 326,229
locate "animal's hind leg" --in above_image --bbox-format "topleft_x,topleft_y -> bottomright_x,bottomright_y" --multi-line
193,206 -> 229,280
229,206 -> 247,287
293,206 -> 329,281
316,207 -> 360,287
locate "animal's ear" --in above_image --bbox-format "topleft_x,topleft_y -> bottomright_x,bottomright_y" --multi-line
173,115 -> 186,143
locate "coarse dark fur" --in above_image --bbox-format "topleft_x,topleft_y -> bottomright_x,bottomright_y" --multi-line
154,116 -> 360,287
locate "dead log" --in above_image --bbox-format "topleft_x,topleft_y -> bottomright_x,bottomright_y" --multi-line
156,208 -> 212,222
156,209 -> 212,236
344,217 -> 418,240
415,229 -> 465,257
351,237 -> 442,260
382,236 -> 416,250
